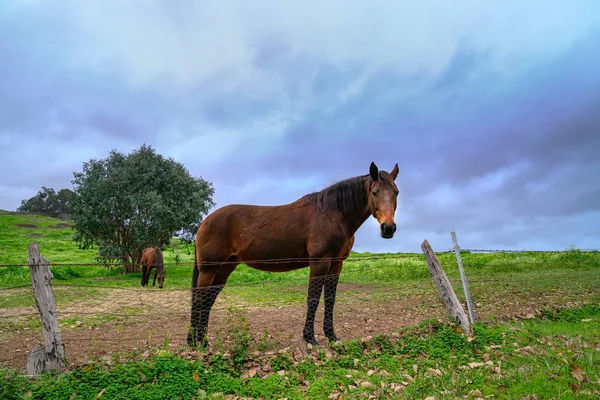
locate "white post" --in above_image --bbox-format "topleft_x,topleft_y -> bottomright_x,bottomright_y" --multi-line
451,231 -> 476,325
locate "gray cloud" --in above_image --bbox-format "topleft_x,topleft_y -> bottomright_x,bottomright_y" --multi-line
1,2 -> 600,253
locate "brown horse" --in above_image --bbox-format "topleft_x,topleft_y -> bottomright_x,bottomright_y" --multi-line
140,247 -> 165,288
187,162 -> 399,347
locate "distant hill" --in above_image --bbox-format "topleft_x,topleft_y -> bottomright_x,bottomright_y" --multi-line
0,210 -> 97,265
0,210 -> 197,267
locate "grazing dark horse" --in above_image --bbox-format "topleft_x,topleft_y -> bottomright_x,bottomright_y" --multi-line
140,247 -> 165,288
187,162 -> 400,347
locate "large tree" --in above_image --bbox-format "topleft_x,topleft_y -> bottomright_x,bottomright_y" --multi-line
18,187 -> 73,219
70,145 -> 215,272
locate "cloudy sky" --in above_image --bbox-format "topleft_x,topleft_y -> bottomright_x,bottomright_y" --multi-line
1,1 -> 599,253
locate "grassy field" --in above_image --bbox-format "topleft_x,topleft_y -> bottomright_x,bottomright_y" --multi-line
1,211 -> 599,398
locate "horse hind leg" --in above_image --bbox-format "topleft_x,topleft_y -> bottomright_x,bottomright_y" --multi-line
187,261 -> 200,344
188,263 -> 237,348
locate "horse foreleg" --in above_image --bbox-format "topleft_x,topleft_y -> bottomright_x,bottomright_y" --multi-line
323,262 -> 343,342
303,265 -> 328,345
152,267 -> 157,287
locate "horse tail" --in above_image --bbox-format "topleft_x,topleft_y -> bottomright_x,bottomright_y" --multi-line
154,247 -> 163,271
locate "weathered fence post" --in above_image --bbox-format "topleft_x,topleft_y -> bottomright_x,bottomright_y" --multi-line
421,239 -> 471,334
27,242 -> 67,375
451,231 -> 476,325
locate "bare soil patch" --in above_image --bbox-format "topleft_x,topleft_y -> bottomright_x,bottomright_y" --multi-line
15,224 -> 38,229
0,282 -> 596,372
0,291 -> 442,371
48,223 -> 71,229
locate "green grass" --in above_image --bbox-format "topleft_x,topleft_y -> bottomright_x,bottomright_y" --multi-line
0,210 -> 97,265
1,305 -> 599,399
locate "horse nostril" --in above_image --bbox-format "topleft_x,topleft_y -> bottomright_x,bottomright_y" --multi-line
381,223 -> 386,231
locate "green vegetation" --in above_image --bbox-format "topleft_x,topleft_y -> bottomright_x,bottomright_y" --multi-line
1,305 -> 599,399
70,144 -> 214,272
0,210 -> 96,266
17,187 -> 73,220
1,211 -> 599,398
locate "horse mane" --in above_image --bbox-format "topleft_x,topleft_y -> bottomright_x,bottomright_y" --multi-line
297,170 -> 396,214
298,175 -> 368,213
154,247 -> 163,272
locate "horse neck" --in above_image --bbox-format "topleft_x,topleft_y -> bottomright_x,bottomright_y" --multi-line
298,175 -> 373,237
343,203 -> 371,237
154,248 -> 163,271
338,178 -> 372,237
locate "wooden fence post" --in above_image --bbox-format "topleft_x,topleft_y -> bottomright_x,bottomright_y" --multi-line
451,231 -> 476,324
421,239 -> 471,334
27,242 -> 67,375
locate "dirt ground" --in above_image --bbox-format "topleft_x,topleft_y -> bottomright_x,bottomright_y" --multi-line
0,282 -> 594,372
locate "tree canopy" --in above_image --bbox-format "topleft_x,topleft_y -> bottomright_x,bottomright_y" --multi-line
70,145 -> 215,272
18,187 -> 73,219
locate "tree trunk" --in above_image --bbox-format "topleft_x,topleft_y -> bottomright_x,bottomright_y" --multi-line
122,251 -> 137,273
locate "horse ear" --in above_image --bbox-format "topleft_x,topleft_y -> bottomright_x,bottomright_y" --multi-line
390,163 -> 399,180
369,162 -> 379,181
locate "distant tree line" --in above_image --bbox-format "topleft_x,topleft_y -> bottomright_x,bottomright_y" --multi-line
18,187 -> 74,219
18,145 -> 215,272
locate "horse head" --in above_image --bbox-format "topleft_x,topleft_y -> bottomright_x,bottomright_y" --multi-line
157,268 -> 165,288
367,162 -> 400,239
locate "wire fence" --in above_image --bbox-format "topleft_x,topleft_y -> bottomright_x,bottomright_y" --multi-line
460,248 -> 599,253
0,253 -> 416,268
0,250 -> 599,373
2,247 -> 597,269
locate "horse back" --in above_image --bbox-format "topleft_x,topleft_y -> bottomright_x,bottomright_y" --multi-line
196,203 -> 350,263
141,247 -> 157,266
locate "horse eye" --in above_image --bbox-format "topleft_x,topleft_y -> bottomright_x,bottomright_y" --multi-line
372,191 -> 378,197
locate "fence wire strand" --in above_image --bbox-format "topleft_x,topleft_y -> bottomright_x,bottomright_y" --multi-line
1,249 -> 599,373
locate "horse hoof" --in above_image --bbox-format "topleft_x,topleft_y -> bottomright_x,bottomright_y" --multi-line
186,332 -> 196,347
303,335 -> 318,346
327,335 -> 340,343
187,332 -> 209,349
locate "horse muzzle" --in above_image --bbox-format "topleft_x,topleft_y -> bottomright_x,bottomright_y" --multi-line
380,222 -> 396,239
